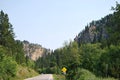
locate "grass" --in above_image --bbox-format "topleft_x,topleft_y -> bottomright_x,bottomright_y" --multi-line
53,74 -> 66,80
74,68 -> 117,80
10,65 -> 39,80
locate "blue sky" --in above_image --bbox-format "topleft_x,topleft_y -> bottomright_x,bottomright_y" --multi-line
0,0 -> 120,50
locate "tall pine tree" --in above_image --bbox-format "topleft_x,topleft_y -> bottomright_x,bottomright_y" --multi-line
0,10 -> 15,56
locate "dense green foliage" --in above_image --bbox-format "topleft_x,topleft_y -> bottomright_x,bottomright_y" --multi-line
0,46 -> 17,80
35,3 -> 120,80
0,11 -> 37,80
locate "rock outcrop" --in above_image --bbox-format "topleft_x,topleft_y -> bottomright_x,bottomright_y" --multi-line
23,40 -> 51,61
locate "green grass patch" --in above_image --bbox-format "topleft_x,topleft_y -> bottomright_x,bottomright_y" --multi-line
74,68 -> 117,80
53,74 -> 66,80
11,65 -> 39,80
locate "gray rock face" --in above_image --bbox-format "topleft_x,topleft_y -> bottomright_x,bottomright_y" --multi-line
23,40 -> 50,61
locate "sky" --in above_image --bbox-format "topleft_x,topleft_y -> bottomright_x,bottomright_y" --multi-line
0,0 -> 120,50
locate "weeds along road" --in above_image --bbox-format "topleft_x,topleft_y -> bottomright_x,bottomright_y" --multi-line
24,74 -> 53,80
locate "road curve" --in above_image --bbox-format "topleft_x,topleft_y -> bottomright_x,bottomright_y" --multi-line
24,74 -> 53,80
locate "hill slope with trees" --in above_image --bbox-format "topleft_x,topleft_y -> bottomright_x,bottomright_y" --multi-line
0,11 -> 39,80
35,3 -> 120,80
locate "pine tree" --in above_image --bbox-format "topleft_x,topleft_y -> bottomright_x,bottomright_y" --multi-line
109,2 -> 120,45
0,10 -> 15,55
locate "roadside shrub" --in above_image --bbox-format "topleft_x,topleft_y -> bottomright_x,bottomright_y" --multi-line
0,46 -> 17,80
74,68 -> 96,80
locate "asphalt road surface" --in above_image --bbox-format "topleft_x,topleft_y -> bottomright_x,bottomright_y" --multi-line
24,74 -> 53,80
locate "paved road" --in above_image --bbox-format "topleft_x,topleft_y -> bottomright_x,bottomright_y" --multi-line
24,74 -> 53,80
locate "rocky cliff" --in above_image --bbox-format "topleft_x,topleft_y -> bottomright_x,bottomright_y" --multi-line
23,40 -> 51,61
74,14 -> 113,44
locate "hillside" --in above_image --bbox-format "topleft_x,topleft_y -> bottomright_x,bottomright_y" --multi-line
0,11 -> 39,80
74,14 -> 112,44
